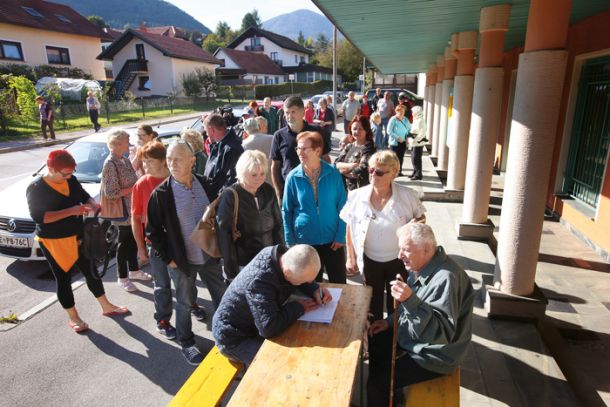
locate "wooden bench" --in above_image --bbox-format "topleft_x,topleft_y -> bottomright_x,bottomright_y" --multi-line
169,346 -> 243,407
404,368 -> 460,407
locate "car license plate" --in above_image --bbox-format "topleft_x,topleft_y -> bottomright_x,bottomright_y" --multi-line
0,235 -> 31,248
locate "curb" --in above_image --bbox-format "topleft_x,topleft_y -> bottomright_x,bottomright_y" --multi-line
0,113 -> 202,155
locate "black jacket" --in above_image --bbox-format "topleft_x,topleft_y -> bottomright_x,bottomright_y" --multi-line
146,175 -> 212,273
216,182 -> 284,279
203,128 -> 244,200
26,175 -> 91,238
212,245 -> 318,351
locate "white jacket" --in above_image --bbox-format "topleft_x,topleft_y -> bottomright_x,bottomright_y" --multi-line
339,182 -> 425,272
410,109 -> 428,147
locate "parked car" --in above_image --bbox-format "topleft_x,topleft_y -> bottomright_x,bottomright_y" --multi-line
304,94 -> 343,117
365,88 -> 424,107
0,127 -> 181,261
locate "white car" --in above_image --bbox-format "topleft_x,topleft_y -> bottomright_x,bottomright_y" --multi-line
0,127 -> 181,261
305,94 -> 344,117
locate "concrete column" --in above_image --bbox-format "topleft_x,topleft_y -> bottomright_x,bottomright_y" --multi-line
437,47 -> 456,171
459,4 -> 511,238
494,0 -> 570,299
426,66 -> 437,149
431,57 -> 445,159
447,31 -> 477,191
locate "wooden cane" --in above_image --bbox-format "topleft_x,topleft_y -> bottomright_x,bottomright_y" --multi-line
389,275 -> 403,407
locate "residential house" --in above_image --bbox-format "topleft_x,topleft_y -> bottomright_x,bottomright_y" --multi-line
214,47 -> 285,85
0,0 -> 106,79
97,28 -> 222,99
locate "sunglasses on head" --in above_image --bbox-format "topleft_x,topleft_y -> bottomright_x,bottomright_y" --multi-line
368,167 -> 390,176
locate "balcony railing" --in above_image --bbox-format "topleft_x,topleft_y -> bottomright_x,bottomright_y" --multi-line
245,45 -> 264,52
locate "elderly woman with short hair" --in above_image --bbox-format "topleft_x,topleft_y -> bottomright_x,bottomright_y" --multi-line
181,128 -> 207,177
216,150 -> 284,280
101,129 -> 151,292
340,150 -> 425,319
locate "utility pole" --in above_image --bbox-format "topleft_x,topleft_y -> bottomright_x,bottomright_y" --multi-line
332,25 -> 337,113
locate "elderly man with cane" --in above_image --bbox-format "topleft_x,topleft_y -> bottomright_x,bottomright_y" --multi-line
367,223 -> 474,406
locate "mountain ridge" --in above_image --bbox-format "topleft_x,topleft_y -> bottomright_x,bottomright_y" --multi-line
262,9 -> 342,41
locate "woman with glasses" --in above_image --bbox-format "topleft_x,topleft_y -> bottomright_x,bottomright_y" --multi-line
334,115 -> 376,191
282,131 -> 348,283
340,150 -> 426,319
101,130 -> 151,293
26,150 -> 128,333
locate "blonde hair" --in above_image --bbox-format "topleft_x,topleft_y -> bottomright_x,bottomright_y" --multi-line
235,150 -> 268,182
370,111 -> 382,125
368,150 -> 400,177
107,129 -> 130,149
255,116 -> 268,131
181,128 -> 204,152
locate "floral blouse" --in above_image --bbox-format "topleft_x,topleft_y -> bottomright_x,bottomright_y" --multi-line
101,154 -> 138,225
334,140 -> 376,190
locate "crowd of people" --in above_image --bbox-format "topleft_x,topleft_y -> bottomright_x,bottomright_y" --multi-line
26,90 -> 474,401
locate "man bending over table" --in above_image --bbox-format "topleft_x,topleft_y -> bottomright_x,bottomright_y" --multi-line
367,223 -> 474,406
212,244 -> 331,366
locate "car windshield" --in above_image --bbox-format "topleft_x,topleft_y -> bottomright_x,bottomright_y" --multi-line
67,141 -> 110,183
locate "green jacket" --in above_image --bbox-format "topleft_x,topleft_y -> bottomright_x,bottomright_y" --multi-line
260,106 -> 279,135
390,246 -> 474,374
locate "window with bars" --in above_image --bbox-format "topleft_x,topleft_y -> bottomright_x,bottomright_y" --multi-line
46,46 -> 70,65
564,55 -> 610,208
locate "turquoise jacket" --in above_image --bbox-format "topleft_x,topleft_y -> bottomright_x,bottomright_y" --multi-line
387,116 -> 411,146
282,160 -> 347,246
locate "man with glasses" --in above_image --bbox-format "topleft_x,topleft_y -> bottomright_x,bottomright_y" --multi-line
270,96 -> 328,202
203,113 -> 244,200
147,141 -> 226,365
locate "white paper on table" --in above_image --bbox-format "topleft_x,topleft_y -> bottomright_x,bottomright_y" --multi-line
298,287 -> 342,324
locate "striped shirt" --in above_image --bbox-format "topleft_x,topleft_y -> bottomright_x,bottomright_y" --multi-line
171,177 -> 209,265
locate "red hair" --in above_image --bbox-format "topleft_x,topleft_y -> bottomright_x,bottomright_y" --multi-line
47,150 -> 76,171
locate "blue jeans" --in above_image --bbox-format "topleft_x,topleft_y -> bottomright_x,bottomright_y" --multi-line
149,247 -> 172,323
193,257 -> 227,310
381,117 -> 390,136
219,337 -> 264,367
168,265 -> 197,348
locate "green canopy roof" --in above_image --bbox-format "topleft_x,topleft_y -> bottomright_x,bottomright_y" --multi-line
312,0 -> 610,74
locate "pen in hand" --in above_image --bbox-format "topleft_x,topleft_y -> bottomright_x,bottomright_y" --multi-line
319,287 -> 325,305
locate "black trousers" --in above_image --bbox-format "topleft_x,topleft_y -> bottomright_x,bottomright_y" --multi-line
41,119 -> 55,139
89,109 -> 100,131
39,241 -> 105,309
367,329 -> 444,407
411,146 -> 423,178
391,142 -> 407,174
363,254 -> 407,320
312,243 -> 347,283
116,225 -> 138,278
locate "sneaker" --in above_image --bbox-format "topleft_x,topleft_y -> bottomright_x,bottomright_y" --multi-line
182,345 -> 204,365
118,278 -> 138,292
156,320 -> 177,340
191,305 -> 207,321
129,270 -> 152,281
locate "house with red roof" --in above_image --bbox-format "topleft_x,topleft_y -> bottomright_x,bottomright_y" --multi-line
214,47 -> 285,85
0,0 -> 106,79
97,28 -> 222,99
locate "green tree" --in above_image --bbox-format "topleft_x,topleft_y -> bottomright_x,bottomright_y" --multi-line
202,33 -> 224,54
314,33 -> 329,54
195,68 -> 218,102
241,9 -> 262,31
181,72 -> 201,97
316,39 -> 364,83
87,15 -> 108,29
8,75 -> 37,119
297,31 -> 305,46
216,21 -> 232,39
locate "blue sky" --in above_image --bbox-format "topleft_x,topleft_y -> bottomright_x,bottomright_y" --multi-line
164,0 -> 322,31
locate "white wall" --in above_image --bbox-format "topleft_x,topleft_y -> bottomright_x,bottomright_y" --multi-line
215,49 -> 239,69
172,58 -> 217,95
233,36 -> 309,67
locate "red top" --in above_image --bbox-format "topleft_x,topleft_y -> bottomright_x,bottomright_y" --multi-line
131,174 -> 166,223
360,102 -> 371,117
304,108 -> 315,124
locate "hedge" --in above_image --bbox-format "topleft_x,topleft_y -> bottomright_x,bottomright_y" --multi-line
254,80 -> 333,99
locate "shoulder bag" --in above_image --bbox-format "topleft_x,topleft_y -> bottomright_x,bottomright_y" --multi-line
99,159 -> 129,221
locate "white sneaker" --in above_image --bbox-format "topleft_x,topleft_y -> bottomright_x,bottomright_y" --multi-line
128,270 -> 152,281
118,278 -> 138,292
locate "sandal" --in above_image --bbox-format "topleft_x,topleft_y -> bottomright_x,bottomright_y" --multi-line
102,306 -> 130,317
68,320 -> 89,333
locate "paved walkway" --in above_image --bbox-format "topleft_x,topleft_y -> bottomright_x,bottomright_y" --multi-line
0,111 -> 203,154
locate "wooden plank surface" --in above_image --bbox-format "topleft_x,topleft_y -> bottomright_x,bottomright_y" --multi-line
227,283 -> 372,407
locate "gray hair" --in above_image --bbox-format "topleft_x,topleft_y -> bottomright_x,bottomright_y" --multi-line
281,245 -> 321,279
235,150 -> 267,182
243,118 -> 259,135
255,116 -> 268,130
107,129 -> 130,149
203,113 -> 226,130
180,128 -> 204,152
397,223 -> 437,250
167,140 -> 194,157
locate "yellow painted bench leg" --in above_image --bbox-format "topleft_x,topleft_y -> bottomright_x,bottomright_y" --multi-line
405,368 -> 460,407
169,346 -> 243,407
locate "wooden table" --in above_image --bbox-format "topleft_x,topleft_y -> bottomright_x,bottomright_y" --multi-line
227,283 -> 372,406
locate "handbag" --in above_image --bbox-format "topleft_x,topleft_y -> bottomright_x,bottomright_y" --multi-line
190,188 -> 240,258
100,159 -> 129,221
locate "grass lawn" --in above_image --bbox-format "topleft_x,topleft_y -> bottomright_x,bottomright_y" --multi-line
0,100 -> 232,139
